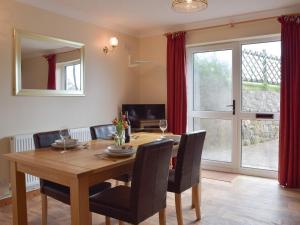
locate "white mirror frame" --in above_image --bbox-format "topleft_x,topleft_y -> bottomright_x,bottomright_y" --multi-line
14,29 -> 85,96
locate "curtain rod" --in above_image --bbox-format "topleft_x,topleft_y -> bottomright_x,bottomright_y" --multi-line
284,13 -> 300,16
163,13 -> 300,36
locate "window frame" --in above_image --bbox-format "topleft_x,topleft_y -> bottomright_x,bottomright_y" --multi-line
56,59 -> 81,91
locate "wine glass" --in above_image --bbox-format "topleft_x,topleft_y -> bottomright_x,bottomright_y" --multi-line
59,129 -> 70,153
159,120 -> 167,138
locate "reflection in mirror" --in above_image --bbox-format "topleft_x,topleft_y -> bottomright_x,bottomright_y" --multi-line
14,29 -> 85,96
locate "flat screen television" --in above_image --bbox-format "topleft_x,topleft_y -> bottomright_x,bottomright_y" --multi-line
122,104 -> 165,128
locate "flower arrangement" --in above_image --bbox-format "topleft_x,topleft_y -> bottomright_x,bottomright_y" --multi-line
112,115 -> 128,146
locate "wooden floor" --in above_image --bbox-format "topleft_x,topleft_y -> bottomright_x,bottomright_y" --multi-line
1,174 -> 300,225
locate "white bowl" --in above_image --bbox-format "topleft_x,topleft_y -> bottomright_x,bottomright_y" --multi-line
55,139 -> 78,146
107,145 -> 134,154
104,149 -> 136,157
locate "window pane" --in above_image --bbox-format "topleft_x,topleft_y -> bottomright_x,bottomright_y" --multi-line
241,120 -> 279,171
193,50 -> 232,112
66,65 -> 74,90
65,64 -> 80,90
194,118 -> 232,162
242,42 -> 281,113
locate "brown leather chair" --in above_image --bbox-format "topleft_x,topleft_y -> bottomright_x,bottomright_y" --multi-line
90,124 -> 116,140
168,131 -> 206,225
33,130 -> 111,225
90,124 -> 131,185
89,139 -> 174,225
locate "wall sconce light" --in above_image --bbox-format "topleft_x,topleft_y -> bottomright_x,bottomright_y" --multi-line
103,37 -> 118,54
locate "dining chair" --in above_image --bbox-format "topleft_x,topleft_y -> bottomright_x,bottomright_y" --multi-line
89,139 -> 174,225
33,130 -> 112,225
167,130 -> 206,225
90,124 -> 131,186
90,124 -> 116,140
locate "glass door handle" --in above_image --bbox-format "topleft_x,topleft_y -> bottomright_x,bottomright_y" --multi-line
226,100 -> 235,115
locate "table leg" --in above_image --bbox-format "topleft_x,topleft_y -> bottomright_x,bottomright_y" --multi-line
10,161 -> 28,225
70,176 -> 91,225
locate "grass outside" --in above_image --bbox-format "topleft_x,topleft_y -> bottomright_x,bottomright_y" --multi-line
243,82 -> 280,92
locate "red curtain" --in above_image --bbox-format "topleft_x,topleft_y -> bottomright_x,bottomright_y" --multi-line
45,54 -> 56,90
278,15 -> 300,188
166,32 -> 187,135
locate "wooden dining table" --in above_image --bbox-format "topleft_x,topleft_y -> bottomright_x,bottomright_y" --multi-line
4,132 -> 179,225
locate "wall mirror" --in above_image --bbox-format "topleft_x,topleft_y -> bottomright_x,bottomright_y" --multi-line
14,29 -> 85,96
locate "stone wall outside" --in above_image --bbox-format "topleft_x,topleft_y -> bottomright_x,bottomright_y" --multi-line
242,90 -> 280,146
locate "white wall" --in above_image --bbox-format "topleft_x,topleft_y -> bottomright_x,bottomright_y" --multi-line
137,36 -> 167,104
0,0 -> 139,198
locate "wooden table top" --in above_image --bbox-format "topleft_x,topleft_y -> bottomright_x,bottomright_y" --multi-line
3,132 -> 175,177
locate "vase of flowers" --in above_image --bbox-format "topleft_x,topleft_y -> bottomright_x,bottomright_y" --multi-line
112,115 -> 128,146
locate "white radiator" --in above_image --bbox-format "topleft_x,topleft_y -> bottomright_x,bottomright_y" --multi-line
69,127 -> 92,142
10,134 -> 40,190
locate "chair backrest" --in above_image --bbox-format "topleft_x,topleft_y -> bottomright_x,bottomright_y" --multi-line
33,130 -> 61,149
174,131 -> 206,192
90,124 -> 116,140
130,140 -> 173,223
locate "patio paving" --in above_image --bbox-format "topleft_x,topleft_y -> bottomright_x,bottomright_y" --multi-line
203,139 -> 279,171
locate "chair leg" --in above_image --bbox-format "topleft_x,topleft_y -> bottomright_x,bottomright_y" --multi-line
175,193 -> 184,225
192,184 -> 201,220
191,188 -> 195,209
159,208 -> 166,225
105,216 -> 111,225
41,194 -> 47,225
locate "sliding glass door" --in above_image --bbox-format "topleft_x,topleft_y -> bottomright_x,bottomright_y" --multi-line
187,37 -> 280,177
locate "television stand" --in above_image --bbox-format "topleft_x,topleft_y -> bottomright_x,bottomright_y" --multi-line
140,119 -> 160,128
132,128 -> 161,133
131,119 -> 161,133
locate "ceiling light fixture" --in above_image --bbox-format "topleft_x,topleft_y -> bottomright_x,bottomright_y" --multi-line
172,0 -> 208,13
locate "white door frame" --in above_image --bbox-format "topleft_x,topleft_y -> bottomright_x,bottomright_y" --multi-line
187,35 -> 280,179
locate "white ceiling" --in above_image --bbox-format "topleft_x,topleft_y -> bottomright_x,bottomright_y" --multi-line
21,37 -> 76,58
17,0 -> 300,36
